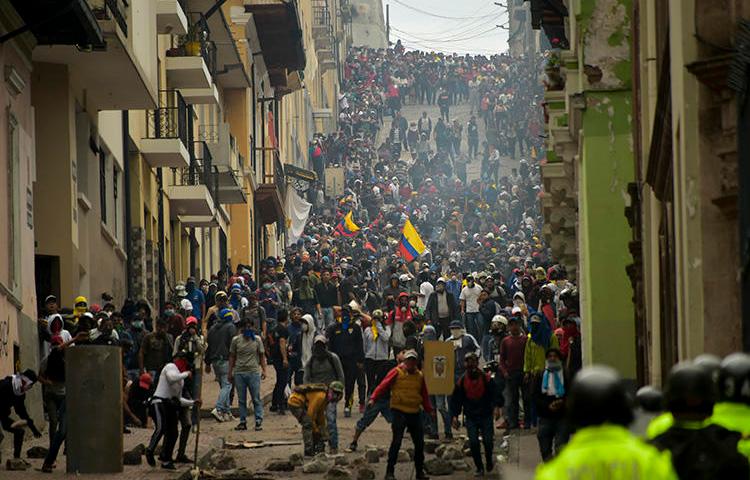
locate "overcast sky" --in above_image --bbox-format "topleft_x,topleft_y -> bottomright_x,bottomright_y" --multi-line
382,0 -> 509,55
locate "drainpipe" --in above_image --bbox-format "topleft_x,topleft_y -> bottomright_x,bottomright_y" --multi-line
123,111 -> 133,300
157,168 -> 166,309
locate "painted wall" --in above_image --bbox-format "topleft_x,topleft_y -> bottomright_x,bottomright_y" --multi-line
578,91 -> 636,379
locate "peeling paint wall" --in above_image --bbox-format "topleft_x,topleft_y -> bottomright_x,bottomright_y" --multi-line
580,0 -> 633,90
578,91 -> 636,379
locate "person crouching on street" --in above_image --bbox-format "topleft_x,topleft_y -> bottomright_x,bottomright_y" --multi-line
370,349 -> 433,480
288,381 -> 345,456
450,351 -> 503,476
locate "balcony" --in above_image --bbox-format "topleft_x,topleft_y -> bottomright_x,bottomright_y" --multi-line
166,142 -> 218,223
254,154 -> 286,225
10,0 -> 104,46
312,0 -> 333,50
157,0 -> 188,35
141,90 -> 190,168
25,0 -> 158,110
245,0 -> 306,90
199,123 -> 247,205
166,19 -> 216,91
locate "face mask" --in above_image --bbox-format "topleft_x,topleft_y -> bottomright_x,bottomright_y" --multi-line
242,328 -> 254,338
164,309 -> 175,317
132,320 -> 144,330
546,359 -> 562,371
313,345 -> 326,357
263,283 -> 272,290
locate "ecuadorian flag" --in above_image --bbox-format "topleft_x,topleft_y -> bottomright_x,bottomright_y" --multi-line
335,211 -> 360,237
398,219 -> 426,261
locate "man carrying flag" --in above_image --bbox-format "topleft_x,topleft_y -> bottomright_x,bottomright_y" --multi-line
335,211 -> 360,237
398,219 -> 426,262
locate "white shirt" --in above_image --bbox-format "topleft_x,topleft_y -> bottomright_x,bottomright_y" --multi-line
417,281 -> 434,311
460,284 -> 483,313
153,363 -> 195,407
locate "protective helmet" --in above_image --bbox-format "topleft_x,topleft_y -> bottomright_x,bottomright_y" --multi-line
718,352 -> 750,404
464,351 -> 479,362
399,274 -> 411,283
329,381 -> 345,394
491,315 -> 508,329
635,386 -> 663,413
664,362 -> 716,416
567,366 -> 633,428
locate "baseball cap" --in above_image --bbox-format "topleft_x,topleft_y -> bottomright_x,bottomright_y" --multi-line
529,313 -> 543,324
449,320 -> 463,329
185,316 -> 198,326
215,291 -> 228,300
403,349 -> 419,360
436,277 -> 446,284
139,372 -> 153,390
45,294 -> 57,303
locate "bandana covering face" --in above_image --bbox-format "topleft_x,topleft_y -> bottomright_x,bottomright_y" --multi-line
11,374 -> 32,396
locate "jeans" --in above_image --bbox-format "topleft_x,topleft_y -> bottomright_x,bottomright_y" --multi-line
326,401 -> 339,449
465,312 -> 481,340
316,308 -> 334,331
342,359 -> 360,409
43,389 -> 65,448
537,416 -> 569,461
234,372 -> 263,424
466,414 -> 494,471
43,397 -> 67,466
504,370 -> 529,429
356,397 -> 393,432
428,395 -> 452,437
481,334 -> 494,362
387,409 -> 425,475
272,360 -> 289,411
212,360 -> 232,414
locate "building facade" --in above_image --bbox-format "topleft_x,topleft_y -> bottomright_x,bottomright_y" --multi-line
529,0 -> 637,383
1,0 -> 341,376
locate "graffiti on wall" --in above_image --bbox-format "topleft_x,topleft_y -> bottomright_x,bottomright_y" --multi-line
0,314 -> 9,358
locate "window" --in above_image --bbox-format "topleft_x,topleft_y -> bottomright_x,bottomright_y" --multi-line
99,150 -> 107,223
7,109 -> 20,293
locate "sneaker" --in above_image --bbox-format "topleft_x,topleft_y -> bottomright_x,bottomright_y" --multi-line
41,464 -> 54,473
161,462 -> 176,470
211,408 -> 224,422
344,407 -> 352,418
145,449 -> 156,467
254,421 -> 263,431
174,454 -> 191,464
225,411 -> 236,421
235,422 -> 247,431
346,442 -> 358,453
474,468 -> 485,477
269,405 -> 279,413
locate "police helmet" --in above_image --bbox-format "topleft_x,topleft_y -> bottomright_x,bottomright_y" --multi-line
718,352 -> 750,404
567,366 -> 633,428
635,386 -> 663,413
664,362 -> 716,416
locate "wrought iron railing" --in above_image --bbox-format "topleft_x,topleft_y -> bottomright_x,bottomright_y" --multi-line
90,0 -> 128,36
312,0 -> 331,27
176,141 -> 220,203
145,90 -> 188,146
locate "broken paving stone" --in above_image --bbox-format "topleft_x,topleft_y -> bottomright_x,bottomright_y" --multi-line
122,450 -> 142,465
302,457 -> 332,474
6,458 -> 29,471
266,459 -> 294,471
26,446 -> 48,459
434,444 -> 447,458
396,450 -> 410,462
437,445 -> 463,461
451,460 -> 472,472
334,455 -> 349,466
356,466 -> 376,480
424,440 -> 440,454
199,450 -> 237,471
424,458 -> 455,476
289,453 -> 304,466
325,466 -> 353,480
364,449 -> 380,464
350,456 -> 367,468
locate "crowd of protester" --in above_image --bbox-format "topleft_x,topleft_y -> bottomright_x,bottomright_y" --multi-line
8,44 -> 749,480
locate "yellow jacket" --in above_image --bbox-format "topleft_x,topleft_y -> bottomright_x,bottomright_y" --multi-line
288,389 -> 329,435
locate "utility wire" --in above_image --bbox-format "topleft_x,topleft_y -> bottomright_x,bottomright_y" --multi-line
391,0 -> 497,20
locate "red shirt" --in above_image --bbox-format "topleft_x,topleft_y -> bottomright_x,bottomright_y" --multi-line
500,333 -> 527,375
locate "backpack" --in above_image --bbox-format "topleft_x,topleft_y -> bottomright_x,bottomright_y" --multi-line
292,383 -> 328,395
312,352 -> 341,381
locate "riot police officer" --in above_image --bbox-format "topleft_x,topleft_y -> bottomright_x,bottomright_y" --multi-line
535,366 -> 677,480
650,362 -> 749,479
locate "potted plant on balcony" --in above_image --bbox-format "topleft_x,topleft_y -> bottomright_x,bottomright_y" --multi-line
178,23 -> 205,57
544,51 -> 564,91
